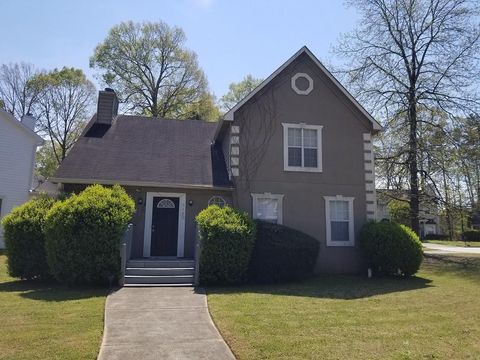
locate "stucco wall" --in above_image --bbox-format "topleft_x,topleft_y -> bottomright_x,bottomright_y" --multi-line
63,183 -> 232,259
0,113 -> 38,248
231,53 -> 374,273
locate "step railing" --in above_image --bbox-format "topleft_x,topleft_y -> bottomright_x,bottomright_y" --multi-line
119,223 -> 133,286
194,224 -> 201,286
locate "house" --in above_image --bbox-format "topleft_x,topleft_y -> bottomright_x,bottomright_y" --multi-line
0,110 -> 43,248
30,175 -> 60,198
376,189 -> 441,238
52,46 -> 382,285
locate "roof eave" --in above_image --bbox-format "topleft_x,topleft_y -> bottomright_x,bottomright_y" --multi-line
50,177 -> 234,191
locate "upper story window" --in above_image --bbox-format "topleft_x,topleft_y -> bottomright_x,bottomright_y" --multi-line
251,193 -> 284,224
282,123 -> 322,172
208,196 -> 226,208
324,195 -> 355,247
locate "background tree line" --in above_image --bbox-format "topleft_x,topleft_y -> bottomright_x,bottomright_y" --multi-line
335,0 -> 480,237
0,20 -> 259,179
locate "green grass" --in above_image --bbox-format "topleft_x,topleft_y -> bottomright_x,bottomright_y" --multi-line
208,255 -> 480,360
425,240 -> 480,247
0,250 -> 108,360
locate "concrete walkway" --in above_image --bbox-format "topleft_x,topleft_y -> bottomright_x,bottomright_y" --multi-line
97,287 -> 235,360
423,242 -> 480,255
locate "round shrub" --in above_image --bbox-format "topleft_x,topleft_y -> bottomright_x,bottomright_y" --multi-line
249,221 -> 320,283
360,221 -> 423,276
2,196 -> 57,280
196,205 -> 256,285
44,184 -> 135,285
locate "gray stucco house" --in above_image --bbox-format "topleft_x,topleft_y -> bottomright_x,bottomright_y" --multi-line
52,46 -> 382,285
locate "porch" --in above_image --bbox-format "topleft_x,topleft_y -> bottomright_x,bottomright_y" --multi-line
120,224 -> 200,287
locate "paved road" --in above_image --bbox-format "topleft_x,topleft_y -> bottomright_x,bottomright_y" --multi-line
423,242 -> 480,255
97,287 -> 235,360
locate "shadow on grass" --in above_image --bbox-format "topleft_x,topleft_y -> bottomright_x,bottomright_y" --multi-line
0,279 -> 108,302
423,254 -> 480,283
209,255 -> 480,300
208,274 -> 434,300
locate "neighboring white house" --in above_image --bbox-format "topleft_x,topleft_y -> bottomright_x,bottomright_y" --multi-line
0,109 -> 43,248
376,188 -> 441,238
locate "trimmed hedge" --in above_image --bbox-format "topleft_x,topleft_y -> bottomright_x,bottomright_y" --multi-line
463,230 -> 480,242
424,233 -> 449,240
44,184 -> 135,285
249,221 -> 319,283
360,221 -> 423,276
1,196 -> 57,280
196,205 -> 256,285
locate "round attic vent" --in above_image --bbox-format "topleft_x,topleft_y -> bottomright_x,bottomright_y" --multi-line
291,73 -> 313,95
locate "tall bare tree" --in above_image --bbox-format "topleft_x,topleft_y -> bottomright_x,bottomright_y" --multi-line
335,0 -> 480,234
0,63 -> 41,119
32,67 -> 95,164
90,21 -> 210,119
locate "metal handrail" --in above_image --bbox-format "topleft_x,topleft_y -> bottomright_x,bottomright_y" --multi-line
119,223 -> 133,286
194,224 -> 201,286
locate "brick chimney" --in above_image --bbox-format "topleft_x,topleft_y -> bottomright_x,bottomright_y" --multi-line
96,88 -> 118,125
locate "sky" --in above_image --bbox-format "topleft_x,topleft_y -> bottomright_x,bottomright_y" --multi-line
0,0 -> 360,98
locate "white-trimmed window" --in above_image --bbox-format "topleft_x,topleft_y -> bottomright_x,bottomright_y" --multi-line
324,196 -> 354,246
208,196 -> 226,208
282,123 -> 322,172
251,193 -> 284,224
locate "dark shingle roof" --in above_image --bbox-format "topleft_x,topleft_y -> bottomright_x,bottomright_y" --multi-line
54,115 -> 232,188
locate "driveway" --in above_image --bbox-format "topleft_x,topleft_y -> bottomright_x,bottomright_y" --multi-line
97,287 -> 235,360
423,242 -> 480,255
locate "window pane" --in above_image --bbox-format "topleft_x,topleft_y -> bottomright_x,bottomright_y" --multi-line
303,148 -> 317,167
303,129 -> 317,147
208,196 -> 226,208
288,128 -> 302,146
257,198 -> 278,223
330,200 -> 349,221
288,147 -> 302,167
331,221 -> 349,241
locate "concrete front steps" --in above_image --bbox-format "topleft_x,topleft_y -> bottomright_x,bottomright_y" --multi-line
124,259 -> 195,287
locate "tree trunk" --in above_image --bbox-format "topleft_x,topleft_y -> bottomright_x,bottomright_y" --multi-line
442,161 -> 453,241
408,96 -> 420,235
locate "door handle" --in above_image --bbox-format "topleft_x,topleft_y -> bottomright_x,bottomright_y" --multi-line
151,225 -> 155,233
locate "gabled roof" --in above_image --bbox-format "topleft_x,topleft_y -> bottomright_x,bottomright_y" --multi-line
217,46 -> 382,138
0,109 -> 43,144
52,115 -> 232,189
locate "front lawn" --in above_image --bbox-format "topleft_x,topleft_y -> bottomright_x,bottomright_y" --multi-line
208,255 -> 480,359
424,240 -> 480,247
0,250 -> 108,360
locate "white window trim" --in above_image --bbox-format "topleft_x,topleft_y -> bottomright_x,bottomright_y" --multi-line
208,196 -> 227,208
282,123 -> 323,172
143,192 -> 186,257
324,195 -> 355,247
251,193 -> 284,225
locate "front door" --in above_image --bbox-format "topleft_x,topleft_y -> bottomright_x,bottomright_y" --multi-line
150,197 -> 179,256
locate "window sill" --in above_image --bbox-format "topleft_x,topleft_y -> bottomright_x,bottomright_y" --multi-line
326,242 -> 355,247
283,166 -> 322,173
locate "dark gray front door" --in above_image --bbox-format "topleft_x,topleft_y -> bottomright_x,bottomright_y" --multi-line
150,197 -> 179,256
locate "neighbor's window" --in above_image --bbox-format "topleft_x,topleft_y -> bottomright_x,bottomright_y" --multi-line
324,196 -> 354,246
282,123 -> 322,172
208,196 -> 226,208
251,193 -> 284,224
